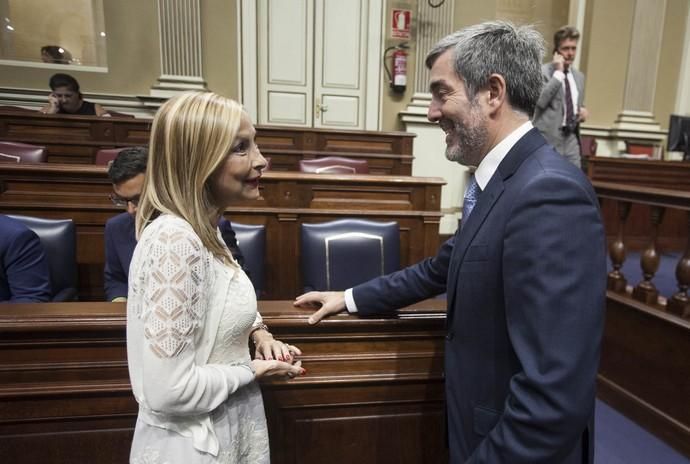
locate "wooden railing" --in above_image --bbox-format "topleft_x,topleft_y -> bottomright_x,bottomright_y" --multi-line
593,181 -> 690,317
588,157 -> 690,191
0,300 -> 447,464
592,180 -> 690,458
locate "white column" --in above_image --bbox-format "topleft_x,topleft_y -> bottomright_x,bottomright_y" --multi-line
611,0 -> 667,143
675,7 -> 690,115
400,0 -> 463,235
151,0 -> 207,97
568,0 -> 587,70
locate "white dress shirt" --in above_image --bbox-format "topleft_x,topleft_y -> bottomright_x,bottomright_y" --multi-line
552,69 -> 579,126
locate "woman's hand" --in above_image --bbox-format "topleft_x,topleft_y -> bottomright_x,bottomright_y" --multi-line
45,94 -> 59,113
252,329 -> 302,363
251,359 -> 305,380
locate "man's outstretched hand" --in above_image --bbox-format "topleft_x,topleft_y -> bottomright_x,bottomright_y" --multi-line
293,291 -> 347,324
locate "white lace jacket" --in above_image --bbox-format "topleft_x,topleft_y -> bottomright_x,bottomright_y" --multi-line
126,214 -> 261,456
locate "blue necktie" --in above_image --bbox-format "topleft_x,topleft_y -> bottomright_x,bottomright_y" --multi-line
462,175 -> 480,224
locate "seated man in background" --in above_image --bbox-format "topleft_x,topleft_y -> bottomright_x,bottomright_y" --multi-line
104,147 -> 246,301
39,73 -> 109,116
0,215 -> 51,302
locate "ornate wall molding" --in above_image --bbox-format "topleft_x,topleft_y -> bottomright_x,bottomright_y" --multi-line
150,0 -> 207,97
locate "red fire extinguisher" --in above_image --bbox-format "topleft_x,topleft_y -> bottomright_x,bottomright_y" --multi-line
384,43 -> 409,94
392,49 -> 407,93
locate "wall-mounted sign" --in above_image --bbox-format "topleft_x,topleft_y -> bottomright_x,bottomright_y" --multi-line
391,9 -> 411,39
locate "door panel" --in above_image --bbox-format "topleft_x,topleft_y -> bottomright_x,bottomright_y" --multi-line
320,94 -> 360,127
320,0 -> 362,89
268,92 -> 308,125
254,0 -> 376,129
258,0 -> 313,126
314,0 -> 367,129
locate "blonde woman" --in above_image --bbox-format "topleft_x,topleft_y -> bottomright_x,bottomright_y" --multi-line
127,92 -> 304,463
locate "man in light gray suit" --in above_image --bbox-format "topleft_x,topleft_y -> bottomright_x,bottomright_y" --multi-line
533,26 -> 588,168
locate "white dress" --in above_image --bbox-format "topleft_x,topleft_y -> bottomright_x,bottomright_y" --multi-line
127,215 -> 270,464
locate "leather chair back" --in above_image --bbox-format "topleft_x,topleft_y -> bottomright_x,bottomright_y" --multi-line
8,215 -> 78,301
95,148 -> 126,166
231,222 -> 266,298
579,135 -> 598,157
0,141 -> 47,163
298,156 -> 369,174
301,219 -> 399,292
625,141 -> 655,157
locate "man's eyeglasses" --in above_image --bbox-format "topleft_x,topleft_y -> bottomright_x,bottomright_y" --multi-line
109,193 -> 140,207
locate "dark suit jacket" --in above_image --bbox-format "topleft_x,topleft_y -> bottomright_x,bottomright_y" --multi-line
104,213 -> 245,301
0,215 -> 52,302
352,129 -> 606,463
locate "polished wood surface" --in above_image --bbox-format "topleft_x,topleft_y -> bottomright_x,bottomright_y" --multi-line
594,179 -> 690,262
598,292 -> 690,459
570,179 -> 690,458
588,158 -> 690,250
0,299 -> 447,464
0,163 -> 444,300
0,111 -> 414,174
587,157 -> 690,190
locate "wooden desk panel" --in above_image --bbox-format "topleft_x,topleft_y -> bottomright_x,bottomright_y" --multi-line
0,300 -> 447,464
0,112 -> 414,174
0,164 -> 444,300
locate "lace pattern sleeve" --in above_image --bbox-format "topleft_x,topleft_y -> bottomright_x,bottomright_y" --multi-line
141,226 -> 209,358
131,218 -> 255,415
251,312 -> 265,330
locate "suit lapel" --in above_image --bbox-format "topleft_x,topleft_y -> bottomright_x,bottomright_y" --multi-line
446,129 -> 547,324
573,69 -> 585,106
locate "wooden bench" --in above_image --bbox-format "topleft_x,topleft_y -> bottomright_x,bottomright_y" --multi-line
0,163 -> 444,300
0,111 -> 414,174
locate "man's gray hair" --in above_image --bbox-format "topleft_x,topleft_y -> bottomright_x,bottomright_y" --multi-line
425,21 -> 545,117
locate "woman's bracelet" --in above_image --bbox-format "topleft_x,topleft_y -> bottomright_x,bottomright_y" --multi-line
249,322 -> 271,344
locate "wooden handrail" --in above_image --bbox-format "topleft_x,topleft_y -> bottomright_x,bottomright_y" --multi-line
592,180 -> 690,211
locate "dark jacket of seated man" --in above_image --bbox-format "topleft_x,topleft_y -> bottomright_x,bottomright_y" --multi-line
0,215 -> 52,302
104,213 -> 245,301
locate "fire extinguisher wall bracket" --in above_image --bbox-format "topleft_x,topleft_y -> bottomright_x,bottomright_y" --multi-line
383,43 -> 409,94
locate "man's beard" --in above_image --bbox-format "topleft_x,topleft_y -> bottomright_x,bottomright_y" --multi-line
444,107 -> 488,167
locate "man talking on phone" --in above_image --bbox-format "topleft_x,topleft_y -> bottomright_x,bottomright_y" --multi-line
533,26 -> 588,168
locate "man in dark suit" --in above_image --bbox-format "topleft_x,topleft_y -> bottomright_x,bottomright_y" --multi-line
295,21 -> 606,463
0,214 -> 51,302
533,26 -> 588,168
104,147 -> 245,301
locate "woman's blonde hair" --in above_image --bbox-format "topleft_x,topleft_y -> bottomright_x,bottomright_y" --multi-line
136,91 -> 244,260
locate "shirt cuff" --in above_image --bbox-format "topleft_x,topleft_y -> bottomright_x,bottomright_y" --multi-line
344,288 -> 358,313
552,70 -> 566,81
